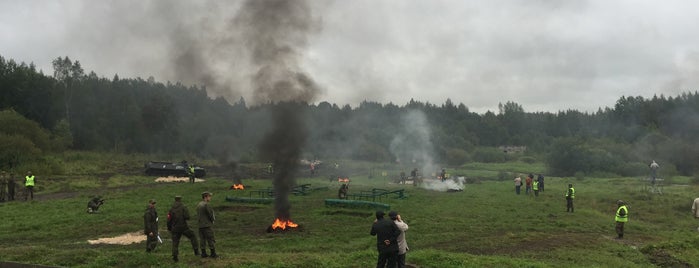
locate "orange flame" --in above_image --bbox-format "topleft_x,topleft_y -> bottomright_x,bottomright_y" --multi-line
271,218 -> 298,230
231,184 -> 245,190
338,178 -> 350,183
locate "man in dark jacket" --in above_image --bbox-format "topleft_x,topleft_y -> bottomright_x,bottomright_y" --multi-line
168,195 -> 199,262
7,174 -> 15,201
143,199 -> 159,253
370,210 -> 400,268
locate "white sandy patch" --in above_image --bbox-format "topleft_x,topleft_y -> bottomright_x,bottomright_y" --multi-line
155,176 -> 205,183
87,232 -> 146,245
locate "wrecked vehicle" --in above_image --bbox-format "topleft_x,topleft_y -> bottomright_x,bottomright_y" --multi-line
144,161 -> 206,177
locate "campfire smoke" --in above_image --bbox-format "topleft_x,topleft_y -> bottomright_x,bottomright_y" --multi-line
237,0 -> 321,226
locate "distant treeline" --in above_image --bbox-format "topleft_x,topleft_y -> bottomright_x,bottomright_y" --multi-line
2,55 -> 699,177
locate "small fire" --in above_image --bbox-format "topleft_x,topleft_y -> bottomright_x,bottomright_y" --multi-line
231,184 -> 245,190
270,218 -> 298,230
338,177 -> 349,183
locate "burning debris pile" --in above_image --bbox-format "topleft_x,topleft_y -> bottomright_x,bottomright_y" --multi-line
266,218 -> 301,233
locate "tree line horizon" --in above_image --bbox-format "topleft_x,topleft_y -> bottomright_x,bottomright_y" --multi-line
2,55 -> 699,177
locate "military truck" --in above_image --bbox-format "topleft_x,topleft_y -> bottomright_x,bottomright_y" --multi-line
144,161 -> 206,177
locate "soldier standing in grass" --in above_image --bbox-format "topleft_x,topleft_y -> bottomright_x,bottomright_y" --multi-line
565,184 -> 575,212
615,200 -> 628,239
144,199 -> 159,253
168,195 -> 199,262
338,183 -> 348,199
691,197 -> 699,231
7,173 -> 15,201
0,171 -> 7,202
197,191 -> 217,258
537,174 -> 545,192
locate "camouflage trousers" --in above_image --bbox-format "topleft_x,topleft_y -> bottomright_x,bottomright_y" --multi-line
199,227 -> 216,251
172,228 -> 199,257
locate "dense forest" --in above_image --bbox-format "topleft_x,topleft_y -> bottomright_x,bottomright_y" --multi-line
2,55 -> 699,177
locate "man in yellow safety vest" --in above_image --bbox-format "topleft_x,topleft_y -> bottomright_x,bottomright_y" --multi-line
615,200 -> 628,239
24,171 -> 35,201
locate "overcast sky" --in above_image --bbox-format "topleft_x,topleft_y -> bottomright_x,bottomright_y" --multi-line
1,0 -> 698,113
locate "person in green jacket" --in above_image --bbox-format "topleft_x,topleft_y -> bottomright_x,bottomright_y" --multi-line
168,195 -> 199,262
197,191 -> 217,258
143,199 -> 159,253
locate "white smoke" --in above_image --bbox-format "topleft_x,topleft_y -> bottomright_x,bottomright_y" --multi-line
422,176 -> 465,192
389,109 -> 444,188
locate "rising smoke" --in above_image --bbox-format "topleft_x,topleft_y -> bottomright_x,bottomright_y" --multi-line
389,110 -> 438,181
235,0 -> 322,221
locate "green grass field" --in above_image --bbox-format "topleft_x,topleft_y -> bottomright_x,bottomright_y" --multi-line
1,157 -> 698,268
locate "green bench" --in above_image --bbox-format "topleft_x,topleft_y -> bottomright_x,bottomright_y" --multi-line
324,199 -> 390,210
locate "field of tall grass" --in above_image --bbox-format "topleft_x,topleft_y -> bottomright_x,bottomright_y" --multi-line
1,153 -> 698,267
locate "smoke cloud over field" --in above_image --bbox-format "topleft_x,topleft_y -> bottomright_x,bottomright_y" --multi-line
389,110 -> 438,179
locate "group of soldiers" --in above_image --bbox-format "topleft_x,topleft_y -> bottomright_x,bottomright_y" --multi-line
0,170 -> 35,202
144,191 -> 218,263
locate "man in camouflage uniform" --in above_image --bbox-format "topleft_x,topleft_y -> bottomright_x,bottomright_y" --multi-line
168,195 -> 199,262
0,171 -> 7,202
143,199 -> 159,253
197,191 -> 217,258
7,173 -> 16,201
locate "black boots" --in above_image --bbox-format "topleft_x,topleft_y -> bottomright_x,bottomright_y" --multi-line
173,255 -> 179,262
200,249 -> 218,258
194,249 -> 200,256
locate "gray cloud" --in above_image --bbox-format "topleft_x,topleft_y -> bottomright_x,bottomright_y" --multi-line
1,0 -> 698,112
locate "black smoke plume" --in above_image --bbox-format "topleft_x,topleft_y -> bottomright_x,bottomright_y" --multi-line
236,0 -> 321,221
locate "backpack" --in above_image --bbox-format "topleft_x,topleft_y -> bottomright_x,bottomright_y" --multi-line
167,211 -> 174,231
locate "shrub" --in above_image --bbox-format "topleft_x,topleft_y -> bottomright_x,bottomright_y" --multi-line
519,156 -> 536,164
445,148 -> 470,166
472,147 -> 507,163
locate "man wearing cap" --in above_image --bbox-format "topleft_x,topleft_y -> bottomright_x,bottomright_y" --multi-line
389,211 -> 409,268
370,210 -> 400,268
615,200 -> 628,239
144,199 -> 159,253
168,195 -> 199,262
197,191 -> 217,258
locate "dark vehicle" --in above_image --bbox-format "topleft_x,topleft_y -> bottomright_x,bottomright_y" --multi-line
144,161 -> 206,177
